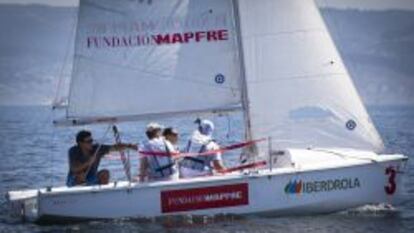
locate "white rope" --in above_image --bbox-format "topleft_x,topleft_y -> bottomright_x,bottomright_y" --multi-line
83,124 -> 113,178
112,125 -> 132,182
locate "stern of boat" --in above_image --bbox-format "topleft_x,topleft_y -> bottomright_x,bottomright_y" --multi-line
377,153 -> 409,204
6,189 -> 40,221
266,148 -> 409,205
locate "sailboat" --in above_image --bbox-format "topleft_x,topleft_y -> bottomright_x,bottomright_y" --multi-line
7,0 -> 408,222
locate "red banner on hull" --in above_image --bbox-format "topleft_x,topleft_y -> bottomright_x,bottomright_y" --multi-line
161,183 -> 249,213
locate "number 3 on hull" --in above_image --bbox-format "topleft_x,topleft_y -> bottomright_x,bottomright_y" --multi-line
385,166 -> 398,196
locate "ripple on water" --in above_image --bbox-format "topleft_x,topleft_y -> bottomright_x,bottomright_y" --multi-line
0,106 -> 413,233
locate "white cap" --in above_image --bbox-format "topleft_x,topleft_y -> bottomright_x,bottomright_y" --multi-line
199,119 -> 214,136
146,122 -> 163,132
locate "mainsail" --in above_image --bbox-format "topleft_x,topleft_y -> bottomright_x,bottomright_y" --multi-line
235,0 -> 384,154
61,0 -> 242,125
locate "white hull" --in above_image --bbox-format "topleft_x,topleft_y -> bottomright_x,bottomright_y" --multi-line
7,149 -> 408,222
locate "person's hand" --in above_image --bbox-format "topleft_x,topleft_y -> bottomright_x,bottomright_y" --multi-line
127,143 -> 138,150
75,172 -> 87,184
138,173 -> 147,183
114,143 -> 137,151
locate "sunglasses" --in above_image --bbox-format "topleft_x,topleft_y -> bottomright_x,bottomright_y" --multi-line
82,139 -> 94,144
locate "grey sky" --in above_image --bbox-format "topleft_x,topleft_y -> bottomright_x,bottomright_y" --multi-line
0,0 -> 78,7
1,0 -> 414,10
0,0 -> 413,106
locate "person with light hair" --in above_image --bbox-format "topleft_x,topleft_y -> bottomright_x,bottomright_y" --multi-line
138,123 -> 179,182
179,119 -> 226,178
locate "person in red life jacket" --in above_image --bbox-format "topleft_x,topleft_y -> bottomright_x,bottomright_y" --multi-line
179,119 -> 226,178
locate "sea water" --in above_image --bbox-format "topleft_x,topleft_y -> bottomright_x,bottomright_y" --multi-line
0,106 -> 413,233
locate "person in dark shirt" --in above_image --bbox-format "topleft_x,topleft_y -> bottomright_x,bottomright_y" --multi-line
66,130 -> 137,187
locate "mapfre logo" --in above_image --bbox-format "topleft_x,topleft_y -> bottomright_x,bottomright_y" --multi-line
285,177 -> 361,194
161,183 -> 249,213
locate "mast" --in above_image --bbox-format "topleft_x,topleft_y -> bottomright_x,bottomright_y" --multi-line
232,0 -> 257,157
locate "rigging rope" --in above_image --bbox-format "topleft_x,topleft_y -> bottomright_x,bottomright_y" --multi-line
105,138 -> 266,161
136,138 -> 266,158
83,125 -> 113,178
108,138 -> 268,176
112,125 -> 132,182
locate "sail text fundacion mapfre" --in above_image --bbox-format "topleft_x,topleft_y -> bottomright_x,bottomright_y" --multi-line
86,29 -> 229,49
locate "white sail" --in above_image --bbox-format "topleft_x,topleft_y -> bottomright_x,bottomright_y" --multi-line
236,0 -> 384,154
65,0 -> 241,124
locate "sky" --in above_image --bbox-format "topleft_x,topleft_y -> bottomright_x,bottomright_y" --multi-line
0,0 -> 414,10
0,0 -> 413,106
0,0 -> 78,7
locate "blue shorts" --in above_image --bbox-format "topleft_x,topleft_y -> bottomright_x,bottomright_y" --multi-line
66,174 -> 99,187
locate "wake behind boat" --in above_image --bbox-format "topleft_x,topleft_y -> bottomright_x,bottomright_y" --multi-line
7,0 -> 408,222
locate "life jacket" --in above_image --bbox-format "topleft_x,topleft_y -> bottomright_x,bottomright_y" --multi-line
180,134 -> 218,174
142,138 -> 177,180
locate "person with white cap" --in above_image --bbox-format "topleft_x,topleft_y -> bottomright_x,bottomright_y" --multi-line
179,119 -> 226,178
138,122 -> 179,182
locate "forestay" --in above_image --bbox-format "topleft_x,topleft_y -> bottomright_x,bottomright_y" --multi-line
235,0 -> 384,155
65,0 -> 241,124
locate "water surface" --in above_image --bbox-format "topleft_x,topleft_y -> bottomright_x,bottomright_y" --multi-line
0,106 -> 413,233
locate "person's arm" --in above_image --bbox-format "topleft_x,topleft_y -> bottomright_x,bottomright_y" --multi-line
94,143 -> 138,159
213,159 -> 226,173
68,148 -> 95,174
210,142 -> 226,173
70,159 -> 94,174
110,143 -> 138,152
69,155 -> 95,184
138,157 -> 149,182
